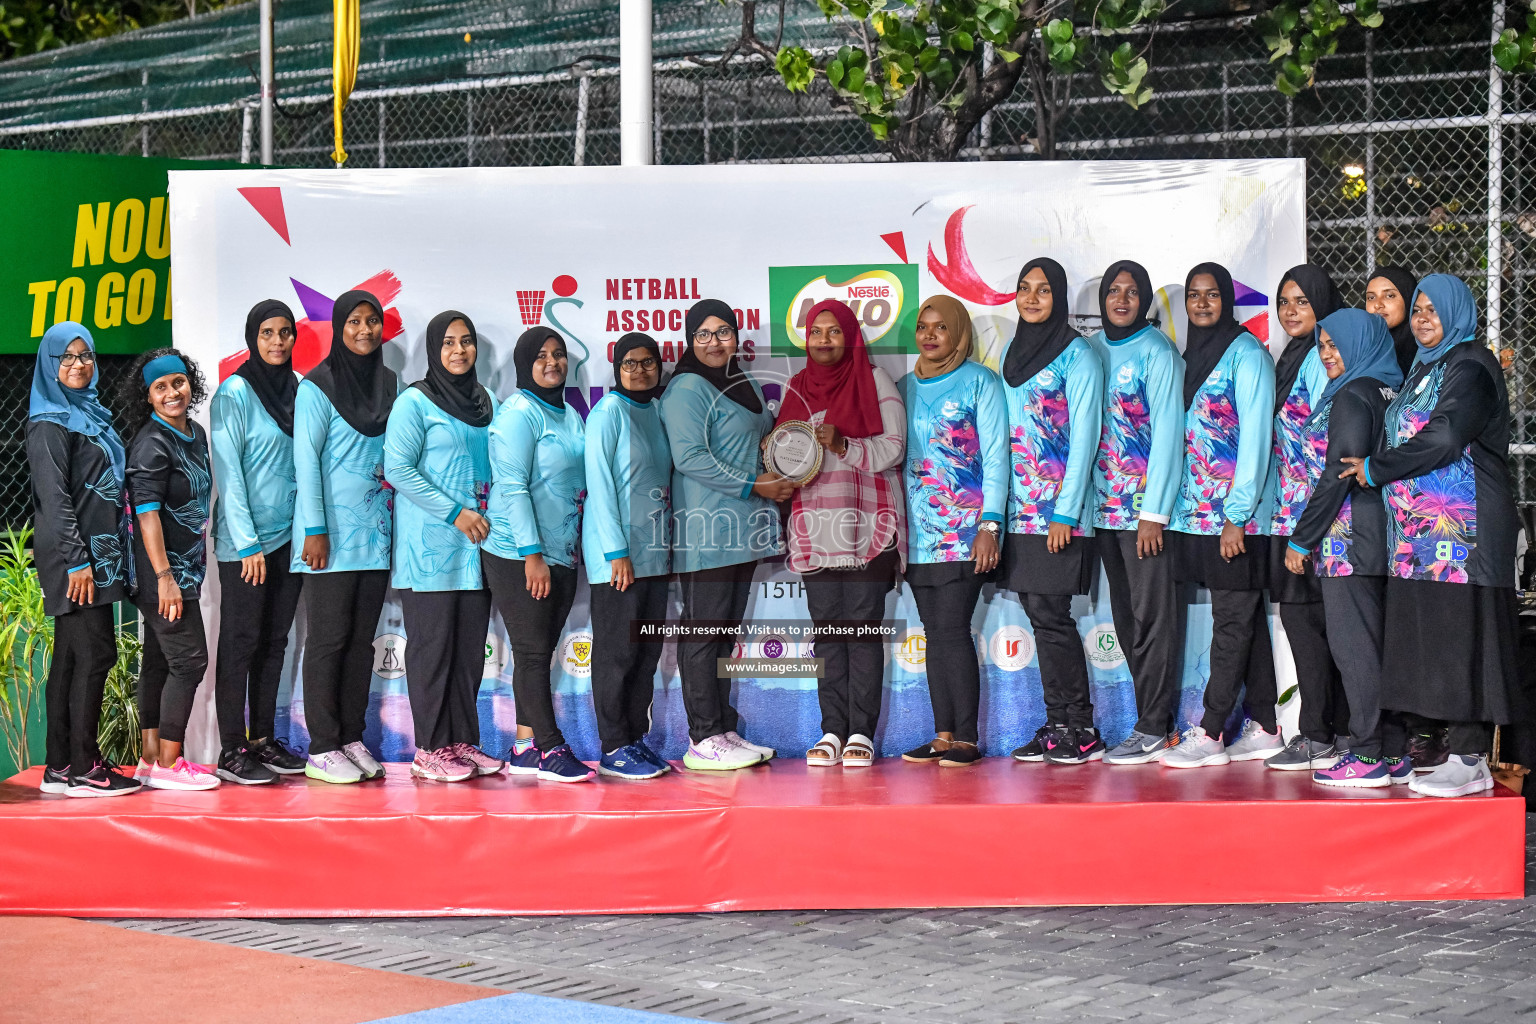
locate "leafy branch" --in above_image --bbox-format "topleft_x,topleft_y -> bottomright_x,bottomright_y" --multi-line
1494,0 -> 1536,74
1256,0 -> 1382,97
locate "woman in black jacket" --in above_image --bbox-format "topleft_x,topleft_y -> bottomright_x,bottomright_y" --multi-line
25,321 -> 139,797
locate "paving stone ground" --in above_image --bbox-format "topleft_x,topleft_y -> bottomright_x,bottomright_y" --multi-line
109,815 -> 1536,1024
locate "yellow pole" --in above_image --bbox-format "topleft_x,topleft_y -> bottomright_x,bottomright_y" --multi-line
332,0 -> 360,166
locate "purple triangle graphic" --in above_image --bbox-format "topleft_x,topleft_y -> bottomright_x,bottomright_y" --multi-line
1233,280 -> 1268,306
290,278 -> 334,324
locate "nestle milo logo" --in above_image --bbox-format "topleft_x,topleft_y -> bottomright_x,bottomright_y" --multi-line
769,263 -> 919,355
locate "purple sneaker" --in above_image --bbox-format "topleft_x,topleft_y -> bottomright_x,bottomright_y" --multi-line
1313,752 -> 1390,789
506,742 -> 541,776
1385,756 -> 1415,785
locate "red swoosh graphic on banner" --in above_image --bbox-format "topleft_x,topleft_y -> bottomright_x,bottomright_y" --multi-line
927,206 -> 1015,306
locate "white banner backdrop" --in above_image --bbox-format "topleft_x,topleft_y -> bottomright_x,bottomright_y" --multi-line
169,160 -> 1306,763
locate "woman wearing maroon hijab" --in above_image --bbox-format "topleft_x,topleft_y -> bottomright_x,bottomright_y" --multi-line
780,299 -> 906,768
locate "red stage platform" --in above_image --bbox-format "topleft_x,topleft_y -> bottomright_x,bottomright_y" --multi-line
0,759 -> 1523,916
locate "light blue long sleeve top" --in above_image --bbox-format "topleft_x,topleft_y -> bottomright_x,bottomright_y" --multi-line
899,360 -> 1009,564
383,386 -> 497,592
1003,338 -> 1103,535
290,378 -> 394,574
582,391 -> 672,584
484,391 -> 586,568
658,373 -> 780,574
211,373 -> 296,561
1086,325 -> 1185,530
1259,345 -> 1332,535
1171,334 -> 1276,535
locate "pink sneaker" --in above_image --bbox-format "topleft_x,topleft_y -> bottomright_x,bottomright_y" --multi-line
411,746 -> 474,782
146,757 -> 221,791
134,757 -> 154,782
451,743 -> 504,776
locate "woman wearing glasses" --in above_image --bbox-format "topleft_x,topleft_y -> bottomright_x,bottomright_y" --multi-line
27,323 -> 139,796
582,333 -> 674,779
660,300 -> 790,771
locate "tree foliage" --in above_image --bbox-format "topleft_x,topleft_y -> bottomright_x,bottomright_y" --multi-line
0,0 -> 235,62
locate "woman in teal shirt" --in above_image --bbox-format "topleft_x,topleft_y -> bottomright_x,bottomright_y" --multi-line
211,300 -> 306,785
583,333 -> 673,780
484,327 -> 591,783
385,310 -> 501,784
659,300 -> 791,773
292,291 -> 396,785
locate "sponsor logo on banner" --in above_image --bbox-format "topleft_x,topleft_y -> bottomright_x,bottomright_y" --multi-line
559,631 -> 594,678
484,631 -> 507,676
373,633 -> 407,679
894,627 -> 927,669
768,263 -> 919,355
989,625 -> 1035,671
755,632 -> 795,660
1084,624 -> 1126,669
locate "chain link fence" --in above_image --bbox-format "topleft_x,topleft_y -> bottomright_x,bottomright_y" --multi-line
1,0 -> 1526,524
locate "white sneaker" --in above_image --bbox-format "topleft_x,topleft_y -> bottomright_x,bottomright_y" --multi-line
725,730 -> 775,761
683,734 -> 763,771
1409,754 -> 1494,798
343,741 -> 385,780
146,757 -> 221,791
305,749 -> 364,784
1225,719 -> 1284,762
1163,726 -> 1231,769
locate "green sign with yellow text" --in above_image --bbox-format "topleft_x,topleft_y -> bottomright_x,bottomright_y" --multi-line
0,149 -> 239,355
768,263 -> 919,356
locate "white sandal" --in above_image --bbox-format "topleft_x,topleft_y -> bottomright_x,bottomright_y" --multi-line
842,734 -> 875,767
806,733 -> 843,767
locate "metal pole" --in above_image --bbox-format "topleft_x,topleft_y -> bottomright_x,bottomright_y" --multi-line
259,0 -> 274,164
574,70 -> 590,166
620,0 -> 653,165
240,104 -> 254,163
980,43 -> 993,159
1488,0 -> 1506,355
1364,31 -> 1376,279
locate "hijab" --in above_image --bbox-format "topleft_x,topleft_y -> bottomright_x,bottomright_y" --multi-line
1367,265 -> 1420,375
1180,262 -> 1246,409
1272,264 -> 1342,407
1409,274 -> 1479,366
1098,260 -> 1157,342
1312,308 -> 1405,421
305,289 -> 397,437
233,299 -> 299,435
411,310 -> 493,427
612,332 -> 665,404
514,326 -> 569,410
29,321 -> 125,485
1004,258 -> 1074,388
914,294 -> 975,380
776,299 -> 883,438
671,299 -> 763,413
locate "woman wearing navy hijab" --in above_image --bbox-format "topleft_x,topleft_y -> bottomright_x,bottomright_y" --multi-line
1285,309 -> 1405,787
26,322 -> 139,797
1341,275 -> 1520,797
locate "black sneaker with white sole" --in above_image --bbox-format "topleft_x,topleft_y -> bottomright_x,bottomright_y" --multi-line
1046,726 -> 1107,765
247,736 -> 306,774
39,765 -> 71,794
1011,725 -> 1053,762
217,746 -> 279,785
66,761 -> 143,798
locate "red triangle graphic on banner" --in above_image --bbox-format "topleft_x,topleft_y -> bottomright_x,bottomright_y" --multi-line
238,186 -> 291,245
1242,313 -> 1269,343
880,231 -> 908,263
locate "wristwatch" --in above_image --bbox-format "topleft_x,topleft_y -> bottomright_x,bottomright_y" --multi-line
978,521 -> 1001,537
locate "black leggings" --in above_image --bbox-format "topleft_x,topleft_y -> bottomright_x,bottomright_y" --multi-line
590,576 -> 669,753
46,605 -> 116,771
1280,598 -> 1349,744
400,588 -> 492,752
215,544 -> 304,752
1201,588 -> 1277,740
910,573 -> 986,744
301,569 -> 388,755
804,549 -> 897,741
138,600 -> 209,745
484,552 -> 578,751
675,562 -> 755,743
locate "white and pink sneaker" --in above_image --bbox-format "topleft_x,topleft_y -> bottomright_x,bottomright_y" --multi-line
134,757 -> 154,782
451,743 -> 504,776
411,747 -> 474,782
146,757 -> 221,791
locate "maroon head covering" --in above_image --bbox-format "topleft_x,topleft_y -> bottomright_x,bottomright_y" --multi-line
775,299 -> 883,438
